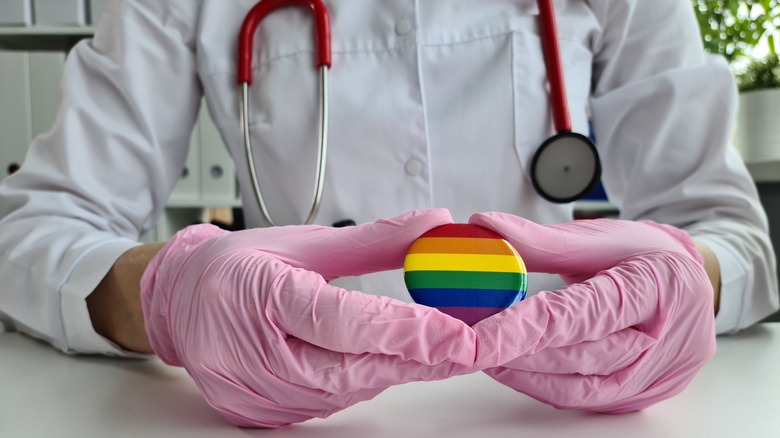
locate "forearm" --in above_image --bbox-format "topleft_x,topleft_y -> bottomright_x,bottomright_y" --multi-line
682,213 -> 780,334
87,242 -> 166,354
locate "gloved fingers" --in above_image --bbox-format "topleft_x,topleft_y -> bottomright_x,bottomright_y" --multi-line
305,208 -> 453,279
197,358 -> 388,428
163,241 -> 477,374
484,366 -> 621,412
468,211 -> 583,275
497,327 -> 656,376
194,327 -> 470,424
223,208 -> 454,281
482,366 -> 644,413
468,211 -> 623,277
198,340 -> 472,427
484,336 -> 706,414
266,263 -> 478,368
278,337 -> 475,395
472,254 -> 676,368
195,364 -> 333,428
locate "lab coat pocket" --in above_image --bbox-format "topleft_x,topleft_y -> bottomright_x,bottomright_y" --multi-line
203,51 -> 323,225
510,28 -> 592,174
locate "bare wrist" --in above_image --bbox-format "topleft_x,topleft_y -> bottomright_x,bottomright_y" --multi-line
694,240 -> 722,316
87,242 -> 166,353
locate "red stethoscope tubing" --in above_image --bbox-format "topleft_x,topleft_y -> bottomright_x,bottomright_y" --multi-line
536,0 -> 572,133
236,0 -> 570,130
237,0 -> 331,85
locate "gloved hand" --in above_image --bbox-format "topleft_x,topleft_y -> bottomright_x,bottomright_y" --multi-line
468,212 -> 716,413
140,209 -> 477,428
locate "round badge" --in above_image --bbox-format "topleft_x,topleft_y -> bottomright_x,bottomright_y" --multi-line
403,224 -> 527,325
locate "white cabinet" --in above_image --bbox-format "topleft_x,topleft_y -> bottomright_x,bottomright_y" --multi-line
167,105 -> 240,209
169,117 -> 202,206
28,51 -> 65,136
0,0 -> 32,25
0,50 -> 65,178
0,50 -> 32,178
163,105 -> 240,240
89,0 -> 107,25
0,27 -> 240,241
198,106 -> 237,206
32,0 -> 87,26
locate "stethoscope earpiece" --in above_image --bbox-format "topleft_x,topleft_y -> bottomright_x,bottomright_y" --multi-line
530,131 -> 601,204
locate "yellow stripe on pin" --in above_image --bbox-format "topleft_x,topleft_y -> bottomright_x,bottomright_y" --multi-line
404,253 -> 524,273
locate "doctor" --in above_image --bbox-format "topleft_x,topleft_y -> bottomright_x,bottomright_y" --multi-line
0,0 -> 777,428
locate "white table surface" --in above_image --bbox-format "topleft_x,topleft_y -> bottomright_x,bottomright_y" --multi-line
1,323 -> 778,438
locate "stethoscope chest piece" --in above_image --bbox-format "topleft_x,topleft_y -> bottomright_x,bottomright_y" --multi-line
530,131 -> 601,204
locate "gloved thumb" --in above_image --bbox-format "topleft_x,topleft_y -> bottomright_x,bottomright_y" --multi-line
248,208 -> 454,281
468,212 -> 598,277
468,212 -> 696,279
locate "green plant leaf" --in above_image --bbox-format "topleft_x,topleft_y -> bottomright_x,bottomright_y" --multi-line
737,53 -> 780,91
692,0 -> 780,64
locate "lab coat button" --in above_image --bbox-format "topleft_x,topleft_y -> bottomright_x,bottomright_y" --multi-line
405,159 -> 423,176
395,19 -> 413,36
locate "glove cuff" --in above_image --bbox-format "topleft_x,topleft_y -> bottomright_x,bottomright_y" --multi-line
140,224 -> 229,366
140,239 -> 183,366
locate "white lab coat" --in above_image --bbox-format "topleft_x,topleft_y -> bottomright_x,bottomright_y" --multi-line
0,0 -> 777,356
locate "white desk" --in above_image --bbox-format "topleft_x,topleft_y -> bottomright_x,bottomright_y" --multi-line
1,324 -> 778,438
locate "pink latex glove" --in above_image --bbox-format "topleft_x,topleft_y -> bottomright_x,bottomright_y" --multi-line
140,209 -> 477,428
468,213 -> 716,413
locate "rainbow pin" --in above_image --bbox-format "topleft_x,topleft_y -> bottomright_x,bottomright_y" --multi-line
404,224 -> 527,325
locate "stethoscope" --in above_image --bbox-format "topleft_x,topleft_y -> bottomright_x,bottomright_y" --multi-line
238,0 -> 601,226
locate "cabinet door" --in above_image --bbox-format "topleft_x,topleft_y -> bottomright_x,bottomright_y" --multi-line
0,0 -> 32,25
199,106 -> 237,205
0,51 -> 67,180
28,51 -> 66,138
168,118 -> 202,205
89,0 -> 107,24
32,0 -> 86,26
0,51 -> 32,180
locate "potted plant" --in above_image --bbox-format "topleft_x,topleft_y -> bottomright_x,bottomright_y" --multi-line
735,54 -> 780,166
691,0 -> 780,167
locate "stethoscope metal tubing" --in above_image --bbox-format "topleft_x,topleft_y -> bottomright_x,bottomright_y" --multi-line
238,0 -> 331,226
240,67 -> 329,226
308,66 -> 329,225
